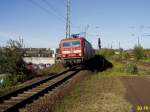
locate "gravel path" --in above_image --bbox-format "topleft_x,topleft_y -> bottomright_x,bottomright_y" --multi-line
121,76 -> 150,112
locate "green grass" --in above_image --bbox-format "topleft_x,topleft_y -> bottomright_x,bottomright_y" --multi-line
141,58 -> 150,62
54,62 -> 132,112
36,63 -> 66,76
99,60 -> 133,77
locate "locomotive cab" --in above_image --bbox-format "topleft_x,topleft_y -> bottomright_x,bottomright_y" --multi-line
59,35 -> 94,67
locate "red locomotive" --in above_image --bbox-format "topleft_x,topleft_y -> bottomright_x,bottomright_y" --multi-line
59,34 -> 95,67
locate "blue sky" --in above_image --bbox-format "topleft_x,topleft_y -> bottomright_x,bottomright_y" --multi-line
0,0 -> 150,49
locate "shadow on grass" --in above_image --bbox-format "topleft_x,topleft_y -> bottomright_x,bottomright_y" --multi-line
83,55 -> 113,72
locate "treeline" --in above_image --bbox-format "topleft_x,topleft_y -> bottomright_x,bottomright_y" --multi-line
97,45 -> 150,61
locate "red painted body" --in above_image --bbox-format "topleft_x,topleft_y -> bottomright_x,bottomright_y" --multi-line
60,38 -> 83,58
59,36 -> 95,66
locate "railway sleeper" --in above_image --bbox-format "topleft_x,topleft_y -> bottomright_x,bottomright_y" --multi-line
24,91 -> 39,94
3,100 -> 20,105
0,104 -> 11,109
11,96 -> 26,100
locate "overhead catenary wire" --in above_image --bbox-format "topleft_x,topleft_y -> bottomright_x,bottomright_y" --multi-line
42,0 -> 66,20
28,0 -> 65,23
28,0 -> 82,37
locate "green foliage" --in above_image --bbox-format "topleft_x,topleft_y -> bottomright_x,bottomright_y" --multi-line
112,54 -> 122,62
133,45 -> 145,60
113,51 -> 130,62
0,74 -> 28,88
0,74 -> 17,87
124,63 -> 138,74
36,63 -> 65,76
144,49 -> 150,59
0,39 -> 26,75
97,48 -> 115,59
122,52 -> 130,60
0,39 -> 28,89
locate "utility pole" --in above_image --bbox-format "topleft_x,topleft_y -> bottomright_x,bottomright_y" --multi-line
111,44 -> 112,49
98,37 -> 101,49
119,41 -> 120,49
66,0 -> 71,38
138,36 -> 140,46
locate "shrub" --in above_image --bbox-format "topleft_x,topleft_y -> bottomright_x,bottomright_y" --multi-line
36,63 -> 65,76
122,52 -> 130,60
0,39 -> 29,88
0,39 -> 26,75
112,54 -> 122,62
133,45 -> 145,60
1,74 -> 18,87
144,49 -> 150,59
97,48 -> 115,59
124,63 -> 138,74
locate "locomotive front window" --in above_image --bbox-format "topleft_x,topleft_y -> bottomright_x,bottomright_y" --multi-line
72,41 -> 80,47
63,42 -> 71,47
62,40 -> 80,47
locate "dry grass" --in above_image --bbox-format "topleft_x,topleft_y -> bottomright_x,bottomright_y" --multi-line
54,72 -> 132,112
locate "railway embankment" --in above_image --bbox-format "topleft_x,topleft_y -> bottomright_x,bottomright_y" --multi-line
53,61 -> 132,112
53,56 -> 150,112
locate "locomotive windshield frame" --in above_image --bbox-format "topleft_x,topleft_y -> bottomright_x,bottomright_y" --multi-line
62,40 -> 80,47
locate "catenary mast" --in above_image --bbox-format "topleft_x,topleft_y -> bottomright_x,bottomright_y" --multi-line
66,0 -> 71,38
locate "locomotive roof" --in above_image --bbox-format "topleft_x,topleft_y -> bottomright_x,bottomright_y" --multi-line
61,37 -> 84,41
61,37 -> 92,46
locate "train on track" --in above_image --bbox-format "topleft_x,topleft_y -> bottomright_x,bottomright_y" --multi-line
58,34 -> 95,67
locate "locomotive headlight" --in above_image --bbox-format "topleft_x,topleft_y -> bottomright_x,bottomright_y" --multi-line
74,50 -> 81,53
79,53 -> 82,56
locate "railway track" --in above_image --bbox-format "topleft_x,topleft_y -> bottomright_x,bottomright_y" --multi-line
0,67 -> 81,112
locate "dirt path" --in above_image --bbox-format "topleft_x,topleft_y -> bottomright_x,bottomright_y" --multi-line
121,76 -> 150,112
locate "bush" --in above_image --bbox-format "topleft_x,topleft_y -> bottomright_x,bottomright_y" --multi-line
133,45 -> 145,60
97,48 -> 115,59
0,39 -> 29,88
122,52 -> 130,60
36,63 -> 65,76
0,74 -> 18,87
124,63 -> 138,74
0,74 -> 29,88
112,54 -> 122,62
144,49 -> 150,59
0,39 -> 26,75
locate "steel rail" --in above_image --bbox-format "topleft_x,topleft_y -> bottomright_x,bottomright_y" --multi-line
0,68 -> 80,112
